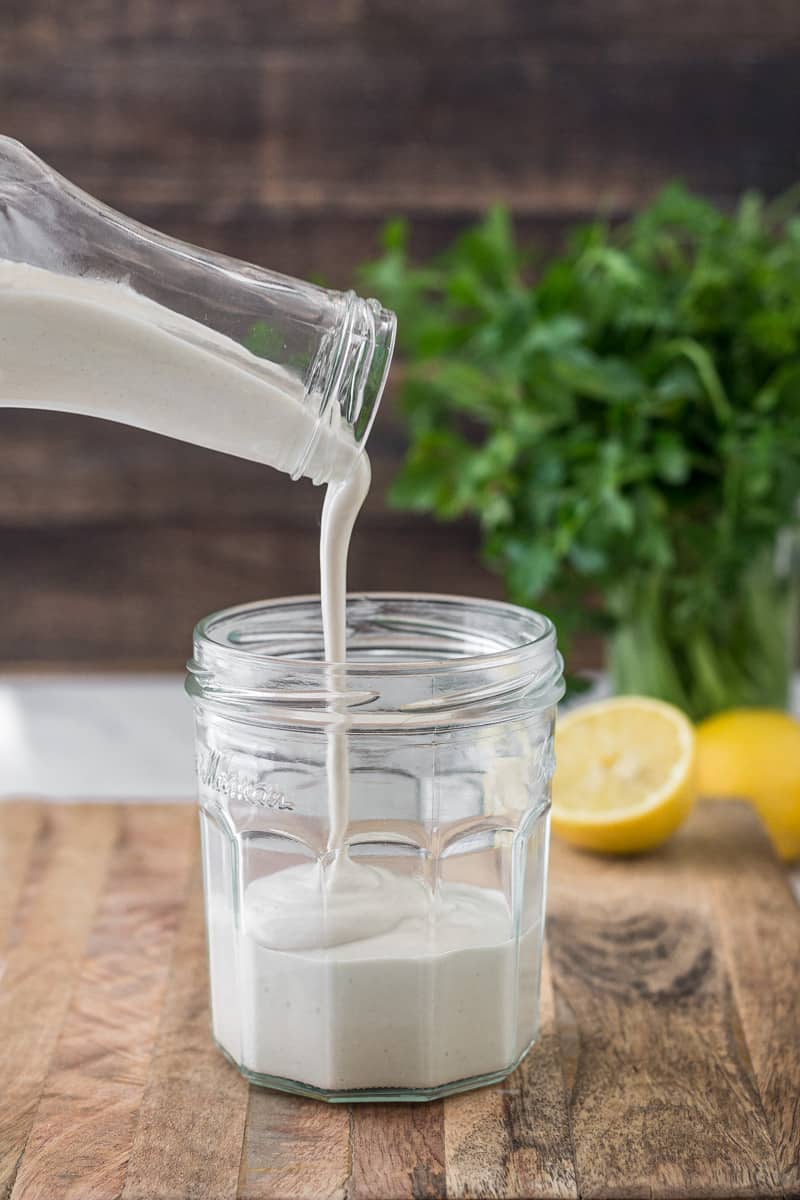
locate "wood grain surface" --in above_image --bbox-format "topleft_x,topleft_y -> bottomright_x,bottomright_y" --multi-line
1,799 -> 797,1200
2,0 -> 800,667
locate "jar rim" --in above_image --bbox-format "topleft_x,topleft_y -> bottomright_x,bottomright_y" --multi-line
192,591 -> 556,673
187,593 -> 564,730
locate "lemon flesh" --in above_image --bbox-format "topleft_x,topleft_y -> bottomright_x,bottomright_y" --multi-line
695,708 -> 800,861
552,696 -> 695,854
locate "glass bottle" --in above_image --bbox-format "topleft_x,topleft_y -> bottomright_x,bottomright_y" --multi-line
0,137 -> 395,484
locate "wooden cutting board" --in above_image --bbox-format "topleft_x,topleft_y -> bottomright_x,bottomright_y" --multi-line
0,799 -> 797,1200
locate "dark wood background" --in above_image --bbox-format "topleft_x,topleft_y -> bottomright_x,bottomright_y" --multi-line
2,1 -> 800,667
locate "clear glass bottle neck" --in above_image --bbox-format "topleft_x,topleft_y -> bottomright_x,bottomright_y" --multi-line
297,290 -> 395,483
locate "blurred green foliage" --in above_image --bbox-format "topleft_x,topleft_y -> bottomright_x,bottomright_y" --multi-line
359,185 -> 800,717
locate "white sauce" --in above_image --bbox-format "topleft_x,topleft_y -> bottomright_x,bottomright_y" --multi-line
213,861 -> 541,1092
1,259 -> 538,1093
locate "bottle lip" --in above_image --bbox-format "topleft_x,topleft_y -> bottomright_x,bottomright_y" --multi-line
186,592 -> 565,730
293,292 -> 396,482
337,293 -> 396,448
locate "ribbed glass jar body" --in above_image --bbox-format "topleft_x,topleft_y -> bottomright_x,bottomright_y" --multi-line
186,593 -> 564,1102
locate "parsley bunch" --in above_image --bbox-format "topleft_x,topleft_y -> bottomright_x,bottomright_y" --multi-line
359,186 -> 800,718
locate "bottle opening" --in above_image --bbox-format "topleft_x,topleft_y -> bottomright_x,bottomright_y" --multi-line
295,293 -> 396,481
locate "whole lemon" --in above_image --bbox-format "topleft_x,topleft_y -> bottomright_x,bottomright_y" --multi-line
695,708 -> 800,860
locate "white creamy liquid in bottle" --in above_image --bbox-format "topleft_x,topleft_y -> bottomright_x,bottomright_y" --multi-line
0,262 -> 357,484
1,259 -> 536,1093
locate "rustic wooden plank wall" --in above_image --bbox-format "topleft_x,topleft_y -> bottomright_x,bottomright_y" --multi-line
2,0 -> 800,666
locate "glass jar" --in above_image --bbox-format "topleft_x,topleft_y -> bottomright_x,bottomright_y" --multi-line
186,593 -> 564,1102
0,137 -> 395,485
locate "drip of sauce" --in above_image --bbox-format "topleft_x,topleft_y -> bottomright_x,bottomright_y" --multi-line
319,454 -> 371,854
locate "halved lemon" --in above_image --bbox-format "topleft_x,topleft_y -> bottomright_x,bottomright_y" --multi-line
552,696 -> 695,854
